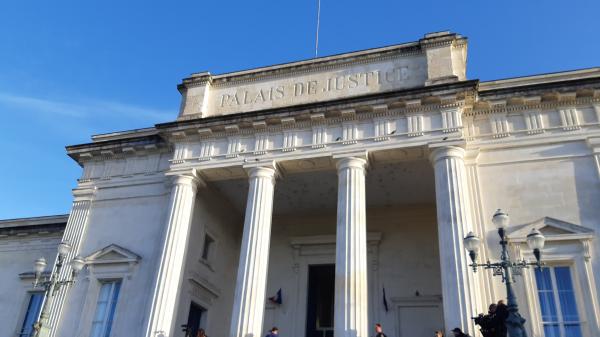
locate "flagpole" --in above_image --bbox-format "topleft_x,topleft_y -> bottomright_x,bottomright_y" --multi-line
315,0 -> 321,58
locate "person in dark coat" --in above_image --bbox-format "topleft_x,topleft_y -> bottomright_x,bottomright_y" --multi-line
474,303 -> 498,337
451,328 -> 471,337
493,300 -> 509,337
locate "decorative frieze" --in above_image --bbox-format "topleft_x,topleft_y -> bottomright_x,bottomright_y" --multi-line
198,140 -> 214,161
441,108 -> 462,133
254,133 -> 270,155
282,130 -> 297,152
373,118 -> 391,141
407,114 -> 424,137
559,108 -> 581,130
342,122 -> 358,144
489,114 -> 509,138
523,111 -> 544,134
226,136 -> 242,158
311,125 -> 327,148
173,143 -> 189,164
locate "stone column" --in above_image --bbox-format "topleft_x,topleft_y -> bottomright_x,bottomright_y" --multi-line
145,173 -> 200,337
334,155 -> 369,337
43,187 -> 96,337
229,164 -> 277,337
430,145 -> 478,334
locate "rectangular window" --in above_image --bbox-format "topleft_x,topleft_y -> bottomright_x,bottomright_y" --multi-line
19,292 -> 44,337
90,280 -> 122,337
201,234 -> 215,261
534,266 -> 583,337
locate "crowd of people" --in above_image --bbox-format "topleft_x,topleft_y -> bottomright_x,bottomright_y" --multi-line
473,300 -> 509,337
187,302 -> 509,337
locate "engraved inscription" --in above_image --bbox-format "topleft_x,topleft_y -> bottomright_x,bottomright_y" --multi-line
219,67 -> 409,108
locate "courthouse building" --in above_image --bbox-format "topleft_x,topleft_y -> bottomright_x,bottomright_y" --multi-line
2,31 -> 600,337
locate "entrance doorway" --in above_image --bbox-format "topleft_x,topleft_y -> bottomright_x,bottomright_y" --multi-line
185,302 -> 206,337
305,264 -> 335,337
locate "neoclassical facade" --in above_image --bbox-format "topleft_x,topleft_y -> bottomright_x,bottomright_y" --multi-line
1,31 -> 600,337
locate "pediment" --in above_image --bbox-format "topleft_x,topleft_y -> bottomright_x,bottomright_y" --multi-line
507,217 -> 594,241
85,244 -> 141,265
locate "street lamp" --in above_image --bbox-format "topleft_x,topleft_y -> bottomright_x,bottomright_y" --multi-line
463,209 -> 545,337
31,241 -> 86,337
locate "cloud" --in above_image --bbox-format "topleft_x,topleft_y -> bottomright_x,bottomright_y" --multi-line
0,91 -> 175,122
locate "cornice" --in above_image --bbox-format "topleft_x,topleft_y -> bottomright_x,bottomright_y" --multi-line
0,223 -> 65,238
66,134 -> 170,166
478,74 -> 600,98
467,96 -> 600,116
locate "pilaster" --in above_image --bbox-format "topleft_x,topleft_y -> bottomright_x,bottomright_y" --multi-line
586,137 -> 600,180
333,153 -> 369,337
229,163 -> 277,337
43,186 -> 96,337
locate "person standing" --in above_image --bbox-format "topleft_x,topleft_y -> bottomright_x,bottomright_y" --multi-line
434,330 -> 444,337
197,328 -> 207,337
265,327 -> 279,337
451,328 -> 471,337
374,323 -> 387,337
494,300 -> 509,337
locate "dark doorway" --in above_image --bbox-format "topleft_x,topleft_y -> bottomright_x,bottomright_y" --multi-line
185,302 -> 205,337
306,264 -> 335,337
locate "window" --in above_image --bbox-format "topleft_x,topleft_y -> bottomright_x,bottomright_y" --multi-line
201,234 -> 215,261
185,302 -> 206,337
19,292 -> 44,337
90,280 -> 121,337
534,266 -> 583,337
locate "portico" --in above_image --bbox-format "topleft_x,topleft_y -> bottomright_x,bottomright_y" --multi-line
140,31 -> 481,337
142,138 -> 480,337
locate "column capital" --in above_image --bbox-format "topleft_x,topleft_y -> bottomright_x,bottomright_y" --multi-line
243,161 -> 279,179
333,150 -> 369,171
429,145 -> 466,163
587,136 -> 600,153
166,169 -> 204,190
72,186 -> 97,202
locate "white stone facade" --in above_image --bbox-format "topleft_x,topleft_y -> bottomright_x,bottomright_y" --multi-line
1,31 -> 600,337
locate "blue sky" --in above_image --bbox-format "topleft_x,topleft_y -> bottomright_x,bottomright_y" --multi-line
1,1 -> 599,219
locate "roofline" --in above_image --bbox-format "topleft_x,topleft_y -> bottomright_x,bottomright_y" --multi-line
0,214 -> 69,229
179,31 -> 466,90
200,40 -> 422,79
479,67 -> 600,92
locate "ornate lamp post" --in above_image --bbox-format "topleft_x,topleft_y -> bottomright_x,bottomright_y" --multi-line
31,241 -> 86,337
463,209 -> 546,337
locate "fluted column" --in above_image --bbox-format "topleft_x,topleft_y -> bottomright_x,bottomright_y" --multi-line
229,164 -> 277,337
430,146 -> 478,334
43,187 -> 96,337
145,173 -> 200,337
334,155 -> 369,337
